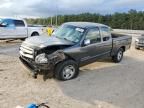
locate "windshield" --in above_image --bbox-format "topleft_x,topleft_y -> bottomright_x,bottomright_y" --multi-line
0,19 -> 4,25
0,18 -> 8,27
53,25 -> 85,43
0,18 -> 3,23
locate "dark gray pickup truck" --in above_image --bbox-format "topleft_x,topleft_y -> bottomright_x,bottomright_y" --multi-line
19,22 -> 132,81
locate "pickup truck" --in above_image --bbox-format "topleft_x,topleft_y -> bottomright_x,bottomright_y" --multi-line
0,18 -> 44,40
19,22 -> 132,81
135,34 -> 144,50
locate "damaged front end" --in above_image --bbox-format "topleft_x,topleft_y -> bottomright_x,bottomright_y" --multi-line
36,50 -> 66,68
20,50 -> 66,78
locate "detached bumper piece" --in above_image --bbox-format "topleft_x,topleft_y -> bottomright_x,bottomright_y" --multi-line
19,56 -> 51,78
19,57 -> 38,78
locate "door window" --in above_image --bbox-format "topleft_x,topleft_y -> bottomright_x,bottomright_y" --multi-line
85,27 -> 101,44
0,19 -> 15,28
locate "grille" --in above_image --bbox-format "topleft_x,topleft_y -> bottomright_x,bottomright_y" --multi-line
139,40 -> 144,44
19,45 -> 34,59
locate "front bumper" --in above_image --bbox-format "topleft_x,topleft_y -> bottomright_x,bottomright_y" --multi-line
135,42 -> 144,48
19,50 -> 66,78
19,56 -> 53,75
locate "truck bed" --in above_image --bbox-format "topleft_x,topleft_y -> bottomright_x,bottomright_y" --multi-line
111,33 -> 127,38
111,33 -> 132,56
112,33 -> 131,41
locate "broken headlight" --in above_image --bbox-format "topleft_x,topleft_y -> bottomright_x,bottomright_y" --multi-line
35,53 -> 48,64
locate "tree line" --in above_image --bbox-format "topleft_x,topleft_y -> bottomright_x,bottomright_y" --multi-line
25,9 -> 144,30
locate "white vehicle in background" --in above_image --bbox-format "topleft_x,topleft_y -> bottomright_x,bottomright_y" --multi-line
0,18 -> 44,40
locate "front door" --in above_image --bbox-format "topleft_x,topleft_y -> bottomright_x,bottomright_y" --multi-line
80,27 -> 103,63
0,19 -> 16,39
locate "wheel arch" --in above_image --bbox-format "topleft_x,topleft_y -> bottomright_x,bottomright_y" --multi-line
120,46 -> 126,52
54,53 -> 80,68
31,31 -> 39,36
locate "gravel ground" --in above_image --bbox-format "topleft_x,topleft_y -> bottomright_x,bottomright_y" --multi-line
0,35 -> 144,108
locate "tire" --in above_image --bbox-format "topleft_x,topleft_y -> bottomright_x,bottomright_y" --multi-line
54,60 -> 79,81
31,32 -> 39,36
112,48 -> 124,63
135,46 -> 140,50
20,38 -> 25,41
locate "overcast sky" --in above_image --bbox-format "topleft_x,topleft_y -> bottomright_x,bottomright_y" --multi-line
0,0 -> 144,18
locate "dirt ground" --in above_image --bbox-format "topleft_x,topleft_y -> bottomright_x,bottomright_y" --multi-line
0,35 -> 144,108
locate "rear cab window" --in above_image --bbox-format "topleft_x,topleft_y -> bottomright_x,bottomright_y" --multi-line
100,27 -> 111,42
13,20 -> 25,27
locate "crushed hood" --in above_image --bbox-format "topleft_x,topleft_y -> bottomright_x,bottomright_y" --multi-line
22,36 -> 74,49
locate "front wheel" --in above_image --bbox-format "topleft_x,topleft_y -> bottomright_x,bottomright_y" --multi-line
112,48 -> 124,63
54,60 -> 79,81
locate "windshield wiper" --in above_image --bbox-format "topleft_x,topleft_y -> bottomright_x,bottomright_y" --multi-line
55,35 -> 58,38
63,38 -> 70,41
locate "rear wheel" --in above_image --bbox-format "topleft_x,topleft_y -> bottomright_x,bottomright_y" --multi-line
112,48 -> 124,63
54,60 -> 79,81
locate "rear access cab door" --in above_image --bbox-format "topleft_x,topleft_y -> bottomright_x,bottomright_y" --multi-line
79,26 -> 112,66
0,19 -> 16,39
99,26 -> 113,56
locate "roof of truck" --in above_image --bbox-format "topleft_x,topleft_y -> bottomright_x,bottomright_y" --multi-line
0,17 -> 23,20
64,22 -> 109,28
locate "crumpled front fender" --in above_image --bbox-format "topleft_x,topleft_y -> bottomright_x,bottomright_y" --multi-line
47,50 -> 66,66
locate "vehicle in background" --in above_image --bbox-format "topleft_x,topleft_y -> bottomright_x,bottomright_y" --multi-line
135,34 -> 144,50
0,18 -> 44,40
19,22 -> 132,81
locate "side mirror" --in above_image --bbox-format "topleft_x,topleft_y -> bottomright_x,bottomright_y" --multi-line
84,39 -> 90,46
0,23 -> 7,27
2,23 -> 8,27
